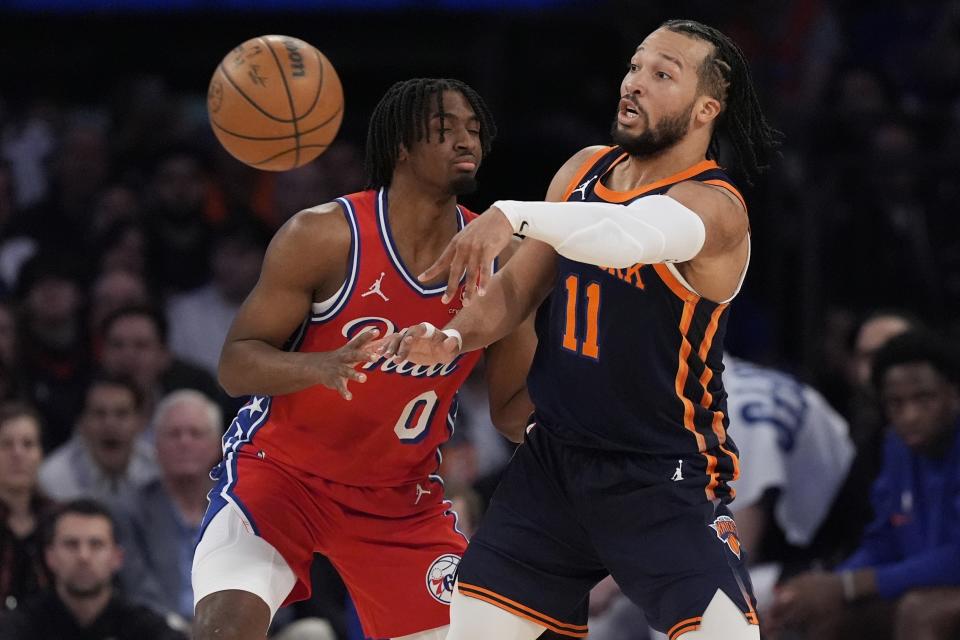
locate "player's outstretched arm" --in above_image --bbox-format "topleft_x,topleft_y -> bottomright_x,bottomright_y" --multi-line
378,147 -> 606,365
218,204 -> 379,400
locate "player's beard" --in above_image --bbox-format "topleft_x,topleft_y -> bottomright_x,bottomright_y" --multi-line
610,101 -> 693,159
450,175 -> 478,196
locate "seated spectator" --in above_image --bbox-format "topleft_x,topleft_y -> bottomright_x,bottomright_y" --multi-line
16,251 -> 91,451
38,375 -> 157,505
167,215 -> 268,377
118,389 -> 222,621
0,498 -> 186,639
771,331 -> 960,640
0,403 -> 53,612
99,304 -> 236,422
725,355 -> 854,609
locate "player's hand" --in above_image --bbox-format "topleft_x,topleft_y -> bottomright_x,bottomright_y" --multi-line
311,328 -> 380,400
373,322 -> 462,366
418,206 -> 514,305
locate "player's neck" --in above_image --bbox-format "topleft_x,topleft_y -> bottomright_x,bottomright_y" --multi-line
384,178 -> 459,246
613,137 -> 709,190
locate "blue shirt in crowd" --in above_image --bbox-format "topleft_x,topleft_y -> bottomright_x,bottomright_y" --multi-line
839,420 -> 960,599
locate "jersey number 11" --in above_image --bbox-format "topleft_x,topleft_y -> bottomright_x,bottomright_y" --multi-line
562,275 -> 601,360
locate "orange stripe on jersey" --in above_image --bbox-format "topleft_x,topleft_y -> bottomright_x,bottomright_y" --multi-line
458,583 -> 589,636
653,263 -> 699,302
594,158 -> 720,203
668,616 -> 702,639
674,299 -> 706,453
702,179 -> 747,211
697,304 -> 727,409
561,146 -> 614,201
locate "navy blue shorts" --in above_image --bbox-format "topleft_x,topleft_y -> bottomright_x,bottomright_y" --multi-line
456,423 -> 758,639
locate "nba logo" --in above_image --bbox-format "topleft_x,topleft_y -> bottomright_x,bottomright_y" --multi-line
425,554 -> 460,604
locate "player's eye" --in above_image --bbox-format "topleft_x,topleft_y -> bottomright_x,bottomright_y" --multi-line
628,63 -> 639,73
467,129 -> 480,136
655,71 -> 671,80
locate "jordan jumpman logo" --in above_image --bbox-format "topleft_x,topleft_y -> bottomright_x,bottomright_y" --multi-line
361,272 -> 389,301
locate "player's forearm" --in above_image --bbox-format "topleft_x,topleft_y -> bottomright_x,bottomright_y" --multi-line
219,340 -> 320,397
446,268 -> 538,351
493,197 -> 705,268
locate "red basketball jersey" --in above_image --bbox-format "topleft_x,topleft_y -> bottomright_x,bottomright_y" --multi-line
221,188 -> 483,487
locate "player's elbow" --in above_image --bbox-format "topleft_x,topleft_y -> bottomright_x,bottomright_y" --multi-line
217,346 -> 247,397
489,403 -> 529,444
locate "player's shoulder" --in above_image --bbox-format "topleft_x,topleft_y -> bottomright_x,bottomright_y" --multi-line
547,145 -> 613,201
267,201 -> 352,270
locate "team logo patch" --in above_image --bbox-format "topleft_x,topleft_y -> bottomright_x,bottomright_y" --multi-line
709,515 -> 741,559
425,554 -> 460,604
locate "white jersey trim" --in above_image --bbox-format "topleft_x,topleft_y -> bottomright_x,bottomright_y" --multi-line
664,234 -> 751,304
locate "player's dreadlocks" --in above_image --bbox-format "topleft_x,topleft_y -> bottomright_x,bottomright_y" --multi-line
365,78 -> 497,189
661,19 -> 782,185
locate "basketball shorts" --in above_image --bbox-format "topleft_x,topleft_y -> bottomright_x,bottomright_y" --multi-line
455,423 -> 759,639
194,448 -> 467,639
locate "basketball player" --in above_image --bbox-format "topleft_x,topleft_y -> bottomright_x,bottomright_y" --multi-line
379,20 -> 781,640
191,78 -> 535,640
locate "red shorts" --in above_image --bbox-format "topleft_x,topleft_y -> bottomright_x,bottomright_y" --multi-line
203,449 -> 467,638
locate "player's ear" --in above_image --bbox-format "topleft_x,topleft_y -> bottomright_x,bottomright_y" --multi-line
695,95 -> 722,126
398,143 -> 410,163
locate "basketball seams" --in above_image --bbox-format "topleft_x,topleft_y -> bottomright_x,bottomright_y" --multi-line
212,104 -> 342,141
217,62 -> 292,124
250,144 -> 331,166
294,47 -> 326,122
259,36 -> 301,169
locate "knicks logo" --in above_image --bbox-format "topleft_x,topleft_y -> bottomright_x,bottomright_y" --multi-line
709,515 -> 741,559
425,554 -> 460,604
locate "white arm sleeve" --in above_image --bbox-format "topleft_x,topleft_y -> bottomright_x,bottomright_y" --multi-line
494,195 -> 706,268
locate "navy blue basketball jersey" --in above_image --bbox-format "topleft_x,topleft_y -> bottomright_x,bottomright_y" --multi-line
526,146 -> 749,501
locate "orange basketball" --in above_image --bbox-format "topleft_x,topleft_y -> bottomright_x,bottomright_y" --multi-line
207,35 -> 344,171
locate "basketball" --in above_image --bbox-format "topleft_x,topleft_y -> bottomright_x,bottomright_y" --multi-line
207,35 -> 343,171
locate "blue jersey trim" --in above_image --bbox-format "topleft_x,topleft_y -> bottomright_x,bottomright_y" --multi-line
311,196 -> 361,322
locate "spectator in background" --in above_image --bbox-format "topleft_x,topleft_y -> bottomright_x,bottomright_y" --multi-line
0,499 -> 186,640
813,309 -> 922,565
16,252 -> 90,451
93,220 -> 148,280
119,389 -> 222,621
723,355 -> 854,612
168,216 -> 269,376
38,375 -> 156,505
771,331 -> 960,640
99,304 -> 233,421
0,298 -> 24,403
142,147 -> 214,294
0,403 -> 52,612
88,270 -> 150,353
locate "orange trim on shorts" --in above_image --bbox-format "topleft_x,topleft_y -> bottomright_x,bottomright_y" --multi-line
594,158 -> 720,203
457,582 -> 588,637
702,179 -> 747,211
668,616 -> 702,639
561,146 -> 614,201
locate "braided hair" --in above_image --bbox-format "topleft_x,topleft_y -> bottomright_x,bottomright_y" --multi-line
661,19 -> 782,184
364,78 -> 497,189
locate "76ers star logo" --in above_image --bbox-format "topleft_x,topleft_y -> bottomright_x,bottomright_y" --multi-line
425,554 -> 460,604
709,515 -> 742,559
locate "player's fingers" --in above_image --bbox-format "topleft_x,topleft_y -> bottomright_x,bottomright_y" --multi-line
477,258 -> 492,298
442,251 -> 466,305
441,335 -> 461,358
346,327 -> 380,349
342,365 -> 367,384
418,241 -> 455,283
461,248 -> 481,305
335,376 -> 352,401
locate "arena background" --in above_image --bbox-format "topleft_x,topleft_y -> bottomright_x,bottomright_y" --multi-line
0,1 -> 958,638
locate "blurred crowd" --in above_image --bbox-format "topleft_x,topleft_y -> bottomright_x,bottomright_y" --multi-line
0,1 -> 959,639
